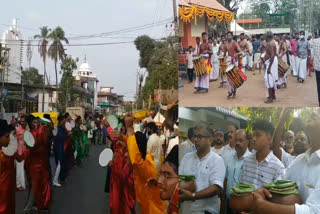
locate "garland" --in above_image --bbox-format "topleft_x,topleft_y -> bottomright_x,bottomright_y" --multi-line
179,5 -> 234,25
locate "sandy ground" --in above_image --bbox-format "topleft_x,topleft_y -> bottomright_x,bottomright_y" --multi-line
179,70 -> 319,107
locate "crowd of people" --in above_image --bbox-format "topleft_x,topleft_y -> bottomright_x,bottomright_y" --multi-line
184,30 -> 320,104
179,108 -> 320,214
103,111 -> 180,214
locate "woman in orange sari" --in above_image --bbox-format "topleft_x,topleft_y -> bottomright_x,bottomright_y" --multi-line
25,117 -> 51,212
124,115 -> 166,214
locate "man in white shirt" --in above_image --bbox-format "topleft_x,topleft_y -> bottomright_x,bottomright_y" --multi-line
179,127 -> 195,164
180,122 -> 226,214
146,122 -> 163,171
210,39 -> 220,81
166,125 -> 179,157
312,31 -> 320,105
211,129 -> 225,156
187,46 -> 195,83
240,119 -> 284,190
221,124 -> 237,164
247,110 -> 320,214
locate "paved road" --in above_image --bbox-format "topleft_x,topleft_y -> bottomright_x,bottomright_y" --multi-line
179,70 -> 318,107
16,144 -> 111,214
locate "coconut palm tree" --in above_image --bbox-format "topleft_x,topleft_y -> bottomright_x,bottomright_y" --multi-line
34,26 -> 51,85
48,26 -> 69,87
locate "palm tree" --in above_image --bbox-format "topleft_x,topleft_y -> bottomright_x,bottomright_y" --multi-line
34,26 -> 51,85
48,26 -> 69,87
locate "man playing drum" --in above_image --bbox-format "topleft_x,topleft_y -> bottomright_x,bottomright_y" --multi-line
278,35 -> 289,88
264,31 -> 278,104
239,33 -> 251,74
194,32 -> 213,93
224,31 -> 242,99
218,35 -> 227,87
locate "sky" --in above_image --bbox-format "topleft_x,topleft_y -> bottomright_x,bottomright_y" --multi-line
0,0 -> 174,101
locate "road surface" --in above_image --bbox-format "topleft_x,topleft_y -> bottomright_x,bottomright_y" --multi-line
16,144 -> 139,214
179,70 -> 318,107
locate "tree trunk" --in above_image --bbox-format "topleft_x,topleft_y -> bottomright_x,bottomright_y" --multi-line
55,60 -> 58,87
42,60 -> 46,112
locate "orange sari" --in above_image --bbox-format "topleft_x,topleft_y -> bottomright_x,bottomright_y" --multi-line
127,135 -> 166,214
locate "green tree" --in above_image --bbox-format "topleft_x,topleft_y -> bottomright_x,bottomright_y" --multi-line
21,67 -> 44,86
134,35 -> 156,69
34,26 -> 51,85
58,56 -> 77,110
135,36 -> 178,107
48,26 -> 69,87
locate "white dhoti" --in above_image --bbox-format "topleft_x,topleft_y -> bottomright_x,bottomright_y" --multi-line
210,62 -> 220,80
297,57 -> 307,80
241,54 -> 247,73
195,75 -> 209,91
16,160 -> 26,189
290,55 -> 299,76
264,57 -> 278,96
248,54 -> 253,68
254,53 -> 261,68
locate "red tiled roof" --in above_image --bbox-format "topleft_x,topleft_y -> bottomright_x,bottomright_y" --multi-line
179,0 -> 230,12
236,19 -> 263,24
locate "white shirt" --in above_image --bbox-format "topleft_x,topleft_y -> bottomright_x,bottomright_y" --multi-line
212,146 -> 225,156
133,123 -> 141,133
280,149 -> 320,214
147,133 -> 163,171
212,45 -> 219,63
281,147 -> 294,168
240,151 -> 285,190
221,144 -> 236,165
166,136 -> 179,157
312,38 -> 320,71
2,133 -> 18,157
187,52 -> 194,69
179,139 -> 193,164
180,150 -> 226,214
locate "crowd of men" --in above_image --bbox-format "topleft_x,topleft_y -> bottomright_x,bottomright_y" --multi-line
179,108 -> 320,214
184,30 -> 320,105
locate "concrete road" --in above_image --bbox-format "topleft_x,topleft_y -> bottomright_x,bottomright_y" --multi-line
16,144 -> 116,214
179,70 -> 318,107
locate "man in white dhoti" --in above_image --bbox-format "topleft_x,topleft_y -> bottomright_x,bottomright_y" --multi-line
224,31 -> 242,99
264,31 -> 278,104
194,32 -> 213,93
297,31 -> 309,83
289,32 -> 300,76
247,35 -> 254,71
210,39 -> 220,81
238,33 -> 250,74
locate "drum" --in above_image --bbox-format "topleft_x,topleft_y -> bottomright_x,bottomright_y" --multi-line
219,57 -> 227,75
179,175 -> 196,193
99,148 -> 114,167
193,56 -> 206,76
229,183 -> 254,214
265,180 -> 302,205
278,58 -> 290,78
226,64 -> 245,88
39,117 -> 51,126
106,115 -> 119,130
23,130 -> 35,148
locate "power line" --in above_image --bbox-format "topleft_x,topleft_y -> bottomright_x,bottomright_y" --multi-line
1,18 -> 172,42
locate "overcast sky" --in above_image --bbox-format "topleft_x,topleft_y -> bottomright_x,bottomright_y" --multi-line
1,0 -> 174,101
